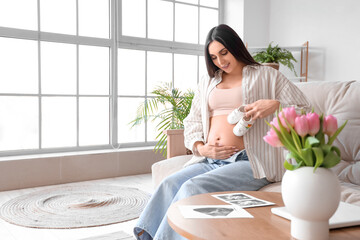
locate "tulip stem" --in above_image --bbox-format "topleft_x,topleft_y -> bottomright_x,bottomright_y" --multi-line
301,136 -> 305,148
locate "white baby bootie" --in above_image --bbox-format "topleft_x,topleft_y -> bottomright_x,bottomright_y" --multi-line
233,115 -> 255,136
227,105 -> 246,124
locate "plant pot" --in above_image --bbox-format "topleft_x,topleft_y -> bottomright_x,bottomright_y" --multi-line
281,167 -> 341,240
262,62 -> 279,70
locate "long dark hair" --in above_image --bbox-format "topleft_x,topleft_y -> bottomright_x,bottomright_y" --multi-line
205,24 -> 259,78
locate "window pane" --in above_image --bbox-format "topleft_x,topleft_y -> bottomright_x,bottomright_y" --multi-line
118,49 -> 145,96
177,0 -> 198,4
118,97 -> 145,143
174,54 -> 197,92
122,0 -> 145,38
0,0 -> 37,30
148,0 -> 173,41
200,0 -> 218,8
79,0 -> 109,38
79,45 -> 109,95
198,55 -> 207,80
42,97 -> 76,148
199,8 -> 218,44
147,51 -> 172,95
0,97 -> 38,151
0,38 -> 38,94
40,0 -> 76,35
175,3 -> 198,44
79,97 -> 109,146
41,42 -> 76,94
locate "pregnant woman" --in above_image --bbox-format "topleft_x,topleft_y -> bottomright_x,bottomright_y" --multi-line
134,24 -> 311,240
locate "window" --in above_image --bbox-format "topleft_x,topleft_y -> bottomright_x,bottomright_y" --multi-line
0,0 -> 220,156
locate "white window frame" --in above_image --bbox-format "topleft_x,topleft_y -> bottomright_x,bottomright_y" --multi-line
0,0 -> 223,157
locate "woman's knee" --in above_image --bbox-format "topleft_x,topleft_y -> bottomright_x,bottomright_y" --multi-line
175,178 -> 207,200
159,163 -> 209,194
159,173 -> 187,194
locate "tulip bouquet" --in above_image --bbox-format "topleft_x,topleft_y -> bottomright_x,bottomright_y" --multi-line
263,107 -> 347,172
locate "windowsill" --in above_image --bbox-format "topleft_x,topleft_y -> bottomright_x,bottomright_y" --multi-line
0,146 -> 155,162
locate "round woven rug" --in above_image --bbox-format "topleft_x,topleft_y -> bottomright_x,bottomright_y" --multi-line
0,185 -> 150,229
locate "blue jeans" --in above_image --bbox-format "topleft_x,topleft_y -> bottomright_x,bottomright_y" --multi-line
133,151 -> 270,240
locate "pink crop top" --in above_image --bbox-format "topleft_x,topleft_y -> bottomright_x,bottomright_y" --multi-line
208,85 -> 242,117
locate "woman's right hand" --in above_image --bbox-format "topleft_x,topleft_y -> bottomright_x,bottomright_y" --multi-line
197,143 -> 239,160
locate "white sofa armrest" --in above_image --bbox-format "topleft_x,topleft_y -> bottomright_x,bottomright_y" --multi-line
152,155 -> 193,189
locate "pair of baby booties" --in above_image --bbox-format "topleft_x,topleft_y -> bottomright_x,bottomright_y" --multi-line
227,105 -> 254,136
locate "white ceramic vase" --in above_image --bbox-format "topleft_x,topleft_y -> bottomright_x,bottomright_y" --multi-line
281,167 -> 341,240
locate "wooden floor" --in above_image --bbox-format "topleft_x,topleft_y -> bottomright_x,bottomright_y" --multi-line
0,173 -> 154,240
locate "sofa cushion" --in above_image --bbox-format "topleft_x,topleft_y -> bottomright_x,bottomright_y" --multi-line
340,182 -> 360,206
296,81 -> 360,185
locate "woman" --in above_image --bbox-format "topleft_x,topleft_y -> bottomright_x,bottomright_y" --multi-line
134,24 -> 311,240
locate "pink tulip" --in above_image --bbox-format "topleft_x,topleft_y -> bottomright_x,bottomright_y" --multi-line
281,107 -> 297,127
278,112 -> 290,131
270,117 -> 280,131
306,112 -> 320,136
323,115 -> 338,136
263,128 -> 283,147
294,115 -> 309,137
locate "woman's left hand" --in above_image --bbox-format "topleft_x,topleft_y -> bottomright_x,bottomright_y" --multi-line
244,99 -> 280,120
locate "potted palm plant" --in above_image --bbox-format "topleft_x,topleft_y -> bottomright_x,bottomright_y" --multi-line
252,42 -> 297,76
130,82 -> 194,157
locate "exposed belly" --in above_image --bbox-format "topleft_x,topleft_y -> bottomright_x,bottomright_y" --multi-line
207,115 -> 245,149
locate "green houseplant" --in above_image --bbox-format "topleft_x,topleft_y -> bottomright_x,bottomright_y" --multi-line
130,82 -> 194,157
253,42 -> 297,76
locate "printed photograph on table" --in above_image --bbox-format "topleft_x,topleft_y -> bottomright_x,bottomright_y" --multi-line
178,205 -> 253,219
212,193 -> 275,208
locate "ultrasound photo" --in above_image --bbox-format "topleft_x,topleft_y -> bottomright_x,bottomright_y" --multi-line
178,205 -> 253,218
212,193 -> 275,208
193,207 -> 234,217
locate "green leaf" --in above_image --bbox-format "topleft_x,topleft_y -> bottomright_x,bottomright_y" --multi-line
154,134 -> 167,157
284,160 -> 296,170
321,148 -> 341,168
300,148 -> 314,166
312,147 -> 324,172
331,145 -> 341,157
304,136 -> 320,148
284,159 -> 304,170
321,144 -> 332,155
315,114 -> 325,145
286,151 -> 303,164
328,120 -> 348,145
276,116 -> 297,151
290,127 -> 302,152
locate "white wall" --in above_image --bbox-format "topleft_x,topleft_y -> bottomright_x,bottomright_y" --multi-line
225,0 -> 360,82
243,0 -> 270,47
223,0 -> 269,46
269,0 -> 360,82
222,0 -> 244,39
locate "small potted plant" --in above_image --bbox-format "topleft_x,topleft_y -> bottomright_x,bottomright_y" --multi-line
130,82 -> 194,157
263,107 -> 347,240
252,42 -> 297,76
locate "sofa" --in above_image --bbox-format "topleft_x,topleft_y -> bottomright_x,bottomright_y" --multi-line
152,81 -> 360,206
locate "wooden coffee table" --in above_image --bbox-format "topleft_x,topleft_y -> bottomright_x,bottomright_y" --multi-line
167,191 -> 360,240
